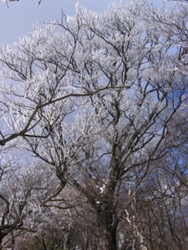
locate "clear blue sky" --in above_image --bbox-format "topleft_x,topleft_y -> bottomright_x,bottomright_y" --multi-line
0,0 -> 171,45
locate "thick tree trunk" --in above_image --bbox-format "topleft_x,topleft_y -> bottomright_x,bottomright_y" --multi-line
98,226 -> 117,250
97,205 -> 118,250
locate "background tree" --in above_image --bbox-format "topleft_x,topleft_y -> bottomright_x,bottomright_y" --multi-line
0,0 -> 188,249
0,156 -> 59,249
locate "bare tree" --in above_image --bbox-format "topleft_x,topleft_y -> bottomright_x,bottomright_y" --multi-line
0,159 -> 56,249
0,0 -> 188,249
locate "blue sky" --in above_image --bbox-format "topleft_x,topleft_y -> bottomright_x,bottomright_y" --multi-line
0,0 -> 172,45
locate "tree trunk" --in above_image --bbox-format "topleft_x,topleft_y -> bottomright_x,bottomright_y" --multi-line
97,205 -> 118,250
98,226 -> 117,250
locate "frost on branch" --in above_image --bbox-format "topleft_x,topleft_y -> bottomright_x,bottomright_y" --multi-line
1,0 -> 43,8
0,0 -> 188,249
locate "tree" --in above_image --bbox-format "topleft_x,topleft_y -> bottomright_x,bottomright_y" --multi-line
0,156 -> 58,249
125,156 -> 188,250
0,0 -> 188,249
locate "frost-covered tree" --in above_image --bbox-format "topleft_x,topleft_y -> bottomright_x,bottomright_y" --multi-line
0,0 -> 188,249
0,160 -> 51,249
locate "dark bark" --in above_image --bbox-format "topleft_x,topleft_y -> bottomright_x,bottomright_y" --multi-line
96,200 -> 119,250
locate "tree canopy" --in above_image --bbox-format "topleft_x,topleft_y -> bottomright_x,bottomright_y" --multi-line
0,0 -> 188,249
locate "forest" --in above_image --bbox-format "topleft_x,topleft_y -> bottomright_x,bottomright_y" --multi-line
0,0 -> 188,249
